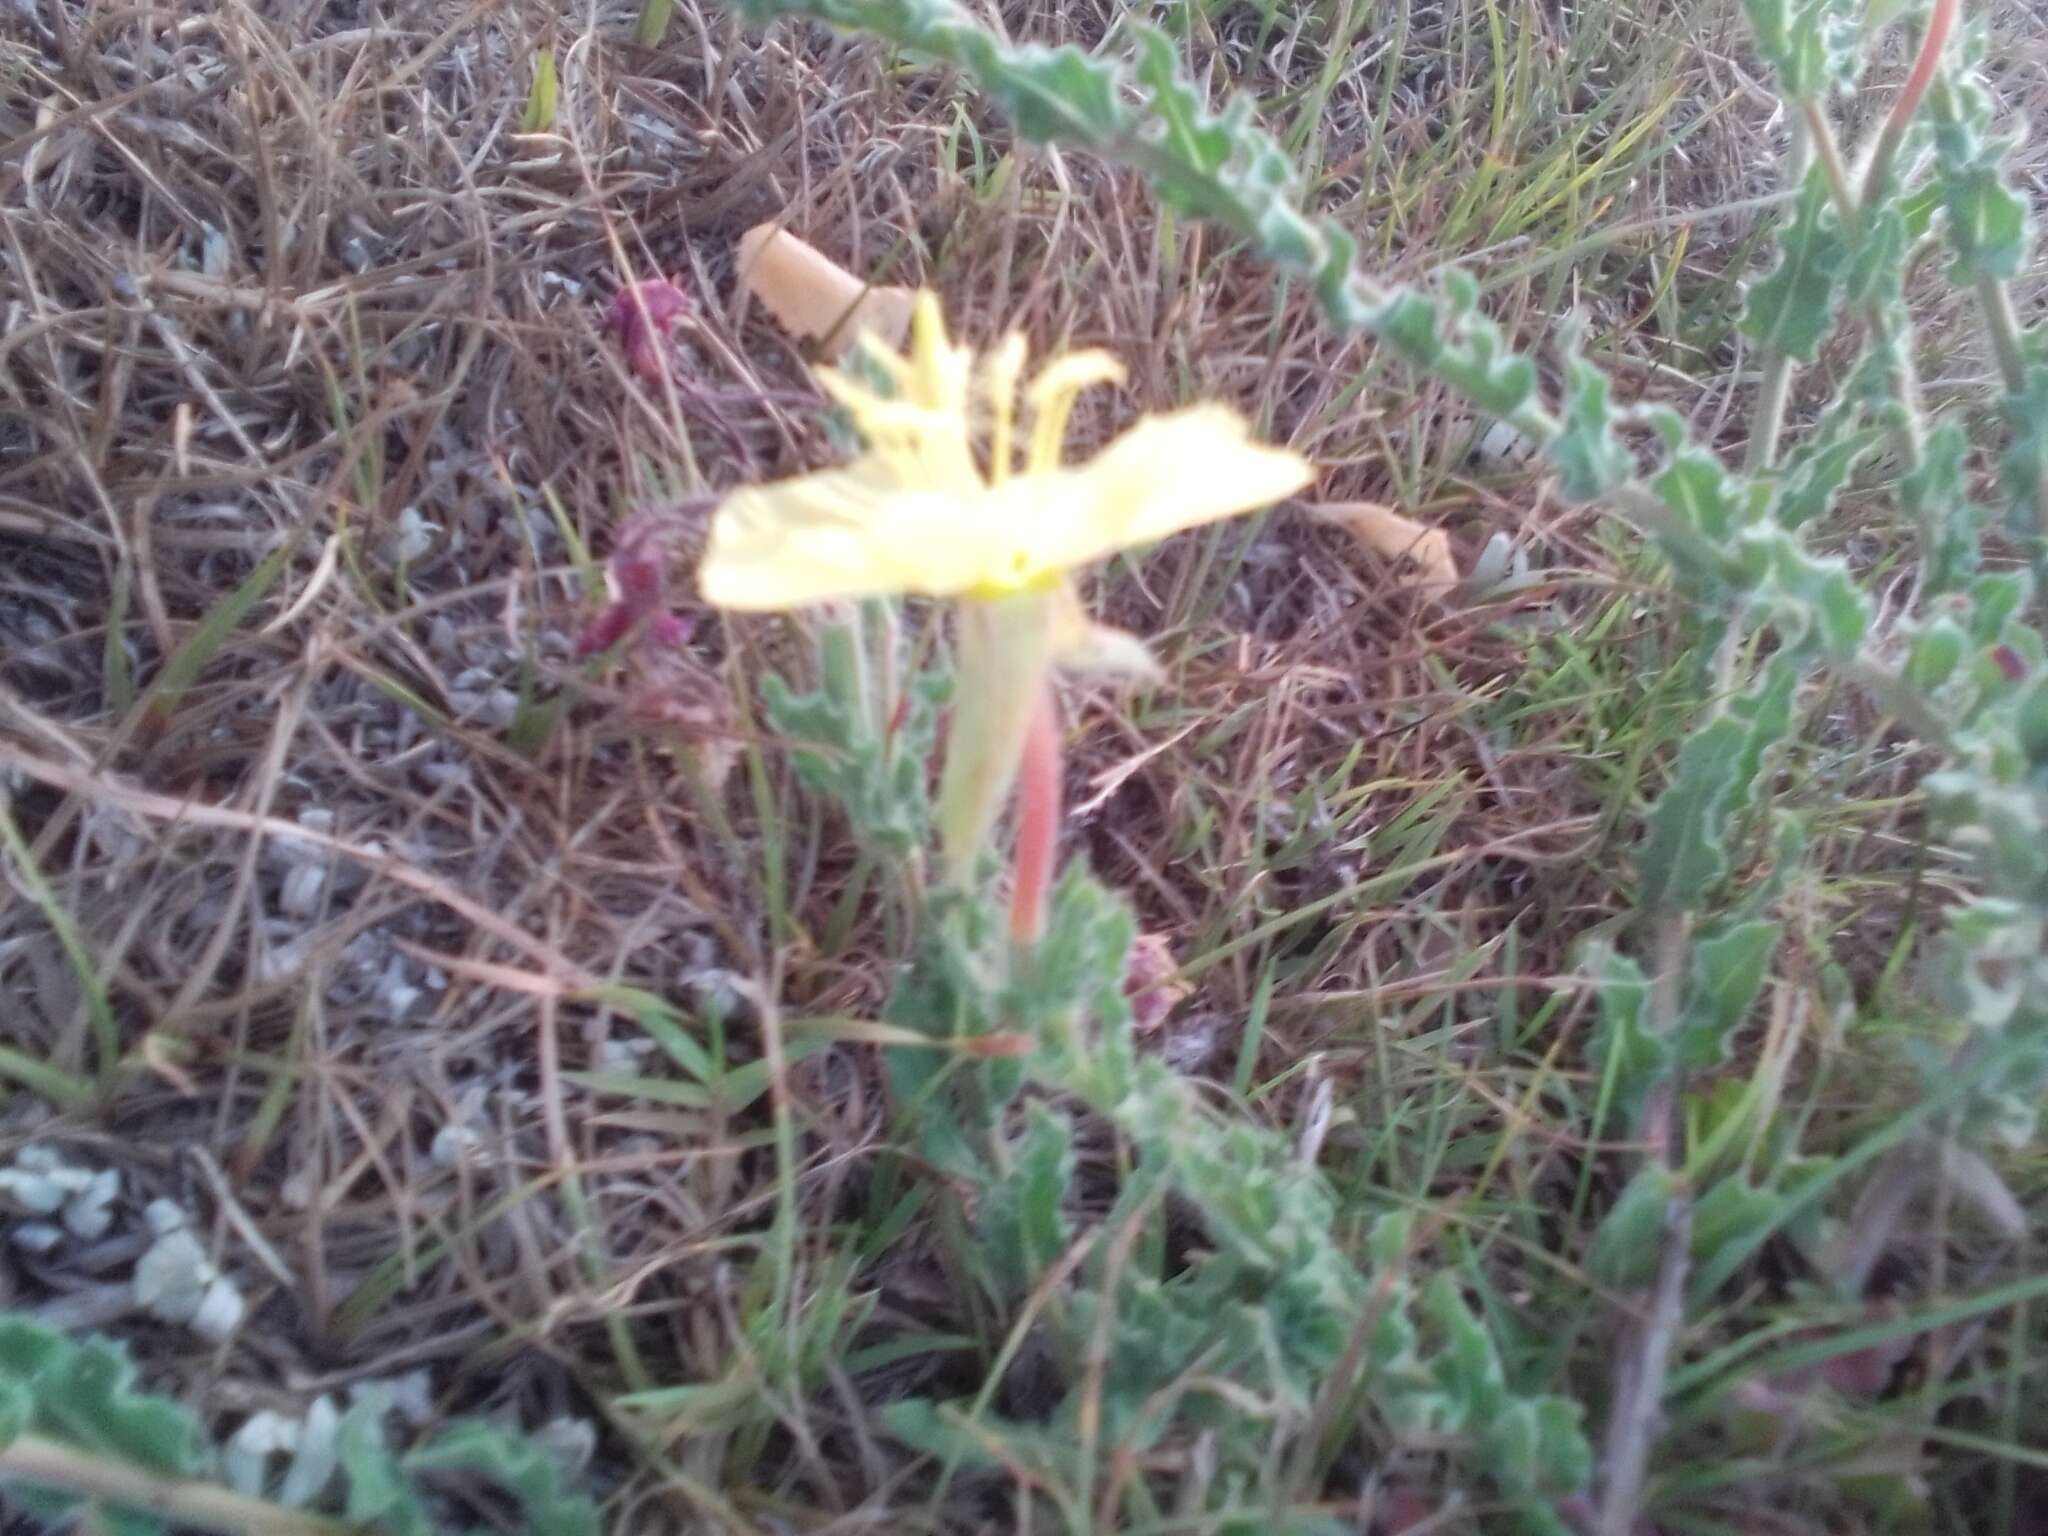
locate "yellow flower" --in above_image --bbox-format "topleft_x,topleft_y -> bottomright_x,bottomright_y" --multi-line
703,292 -> 1313,886
699,293 -> 1314,618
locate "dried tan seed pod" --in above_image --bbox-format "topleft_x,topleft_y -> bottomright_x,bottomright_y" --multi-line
1309,500 -> 1460,591
736,224 -> 914,357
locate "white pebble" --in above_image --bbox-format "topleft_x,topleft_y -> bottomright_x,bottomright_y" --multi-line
280,863 -> 328,917
63,1168 -> 120,1240
190,1277 -> 246,1341
1475,419 -> 1536,469
135,1229 -> 212,1323
10,1222 -> 63,1254
430,1123 -> 483,1168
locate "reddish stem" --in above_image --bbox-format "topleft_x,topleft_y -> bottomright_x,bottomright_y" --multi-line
1861,0 -> 1956,206
1008,683 -> 1062,949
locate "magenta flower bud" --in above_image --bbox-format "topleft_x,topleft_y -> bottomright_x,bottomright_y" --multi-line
605,279 -> 690,386
573,512 -> 693,659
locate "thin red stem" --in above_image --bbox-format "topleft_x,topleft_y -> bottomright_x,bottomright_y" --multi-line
1861,0 -> 1956,206
1008,683 -> 1062,949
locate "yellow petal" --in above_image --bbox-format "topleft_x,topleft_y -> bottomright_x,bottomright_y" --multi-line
1025,405 -> 1314,572
699,469 -> 994,609
980,332 -> 1029,485
906,292 -> 974,418
812,373 -> 980,494
1047,582 -> 1162,683
1025,349 -> 1127,474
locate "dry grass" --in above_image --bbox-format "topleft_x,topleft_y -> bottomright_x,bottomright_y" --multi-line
3,0 -> 2048,1529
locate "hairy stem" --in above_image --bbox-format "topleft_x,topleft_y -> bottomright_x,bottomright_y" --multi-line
1801,97 -> 1933,529
1975,274 -> 2041,545
1594,910 -> 1692,1530
0,1435 -> 348,1536
1977,275 -> 2029,395
1594,1194 -> 1694,1536
1745,116 -> 1813,475
1860,0 -> 1958,208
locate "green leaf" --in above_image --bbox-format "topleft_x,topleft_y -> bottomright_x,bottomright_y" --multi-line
1997,363 -> 2048,530
0,1317 -> 210,1536
337,1393 -> 431,1536
1368,275 -> 1545,429
762,616 -> 946,856
1841,202 -> 1908,309
1774,403 -> 1883,531
1550,330 -> 1632,502
1907,418 -> 1986,592
1940,162 -> 2029,280
1906,618 -> 1970,692
2016,674 -> 2048,764
0,1378 -> 30,1446
1434,271 -> 1540,420
521,49 -> 558,133
406,1420 -> 600,1536
1639,407 -> 1754,545
635,0 -> 674,45
737,0 -> 1128,147
142,534 -> 300,733
1964,569 -> 2032,644
1689,1175 -> 1786,1280
979,1104 -> 1074,1293
1425,1274 -> 1507,1427
1741,0 -> 1857,99
1372,288 -> 1446,369
1739,168 -> 1847,363
1590,1164 -> 1683,1289
1926,51 -> 2032,280
0,1321 -> 207,1478
1482,1395 -> 1592,1497
1638,659 -> 1798,911
1422,1276 -> 1589,1502
1587,946 -> 1668,1135
1129,23 -> 1234,183
1739,529 -> 1869,659
1676,920 -> 1779,1070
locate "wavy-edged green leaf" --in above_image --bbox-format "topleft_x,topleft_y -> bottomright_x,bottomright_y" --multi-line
1773,382 -> 1885,531
1677,919 -> 1780,1069
1587,946 -> 1669,1136
732,0 -> 1127,148
1689,1175 -> 1787,1282
1739,168 -> 1848,362
405,1420 -> 599,1536
761,612 -> 947,857
1738,529 -> 1869,659
1842,202 -> 1909,309
1997,363 -> 2048,531
1551,329 -> 1632,502
336,1392 -> 430,1536
1638,658 -> 1798,912
1741,0 -> 1857,100
1589,1164 -> 1682,1289
1483,1394 -> 1593,1497
979,1103 -> 1074,1295
0,1317 -> 209,1535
